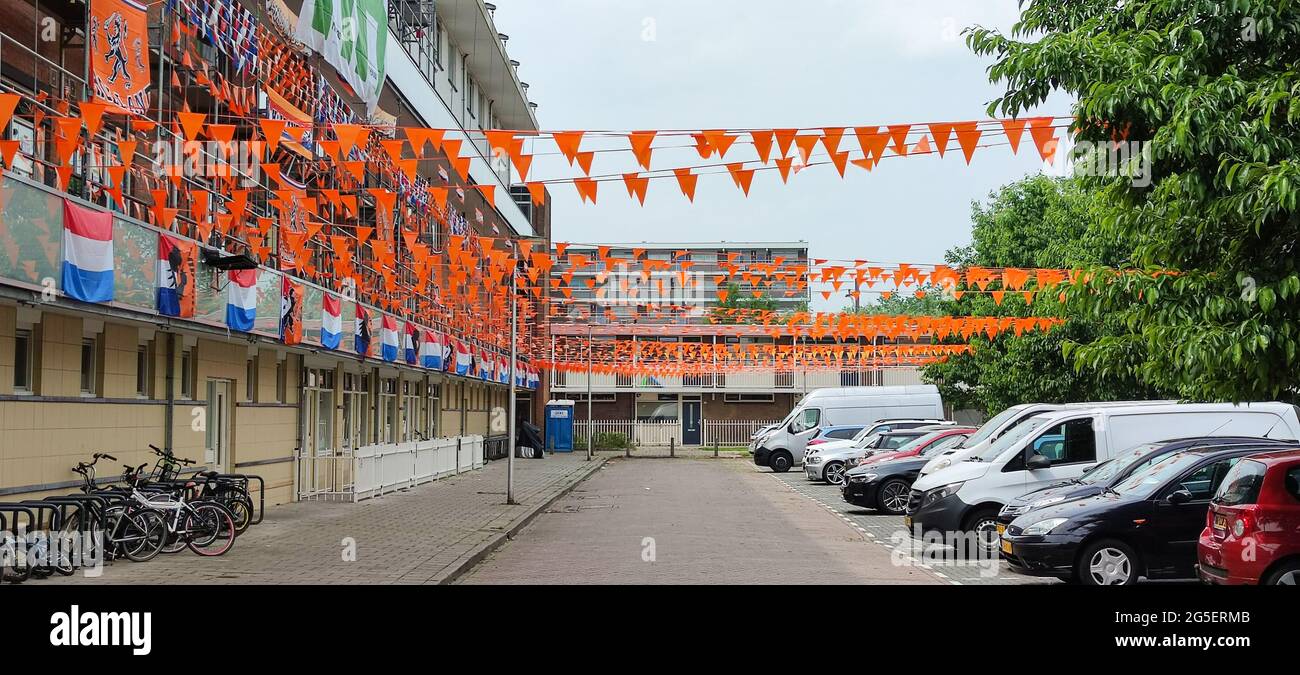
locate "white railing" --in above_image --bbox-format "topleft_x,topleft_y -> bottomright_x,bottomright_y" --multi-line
574,419 -> 779,448
551,367 -> 924,391
296,435 -> 486,503
703,419 -> 781,446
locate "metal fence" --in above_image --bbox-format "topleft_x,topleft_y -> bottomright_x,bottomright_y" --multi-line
573,420 -> 780,448
296,435 -> 486,503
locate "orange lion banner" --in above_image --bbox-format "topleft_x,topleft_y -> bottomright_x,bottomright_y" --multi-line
89,0 -> 152,115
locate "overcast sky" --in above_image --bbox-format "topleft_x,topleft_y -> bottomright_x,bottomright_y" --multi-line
493,1 -> 1072,309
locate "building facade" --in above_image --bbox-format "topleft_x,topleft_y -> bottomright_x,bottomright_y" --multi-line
0,0 -> 548,504
547,243 -> 925,446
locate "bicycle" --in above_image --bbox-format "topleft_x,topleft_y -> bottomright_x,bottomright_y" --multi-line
70,454 -> 166,563
119,464 -> 237,557
147,445 -> 256,535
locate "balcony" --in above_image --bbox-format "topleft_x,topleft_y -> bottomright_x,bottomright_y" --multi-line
550,367 -> 924,393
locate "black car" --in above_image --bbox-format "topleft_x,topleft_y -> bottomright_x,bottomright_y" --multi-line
999,442 -> 1295,585
995,436 -> 1289,528
841,432 -> 969,514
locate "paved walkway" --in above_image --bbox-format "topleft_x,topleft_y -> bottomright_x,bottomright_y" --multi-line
61,454 -> 605,585
460,459 -> 945,584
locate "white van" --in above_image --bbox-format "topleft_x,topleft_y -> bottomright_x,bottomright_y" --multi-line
918,400 -> 1177,477
752,386 -> 944,472
905,402 -> 1300,540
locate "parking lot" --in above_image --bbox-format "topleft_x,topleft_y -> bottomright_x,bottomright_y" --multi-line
767,470 -> 1055,585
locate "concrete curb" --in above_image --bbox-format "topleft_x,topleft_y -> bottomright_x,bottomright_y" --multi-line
435,456 -> 609,584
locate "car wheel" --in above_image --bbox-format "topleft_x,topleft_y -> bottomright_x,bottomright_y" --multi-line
1076,539 -> 1140,586
824,462 -> 846,485
1264,560 -> 1300,585
963,508 -> 1002,555
769,451 -> 793,473
876,478 -> 911,515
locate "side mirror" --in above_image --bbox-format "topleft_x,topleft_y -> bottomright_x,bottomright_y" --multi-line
1166,489 -> 1194,506
1026,454 -> 1052,471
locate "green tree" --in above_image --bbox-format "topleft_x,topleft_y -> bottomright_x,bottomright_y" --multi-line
920,175 -> 1165,414
968,1 -> 1300,402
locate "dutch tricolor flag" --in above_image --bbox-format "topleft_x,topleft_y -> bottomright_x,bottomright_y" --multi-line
527,366 -> 539,390
478,349 -> 493,380
61,201 -> 115,303
403,321 -> 418,365
454,340 -> 473,376
226,269 -> 258,332
157,235 -> 185,316
321,294 -> 342,350
381,315 -> 400,362
421,330 -> 443,370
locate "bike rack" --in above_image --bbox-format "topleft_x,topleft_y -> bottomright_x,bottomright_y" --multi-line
219,474 -> 266,525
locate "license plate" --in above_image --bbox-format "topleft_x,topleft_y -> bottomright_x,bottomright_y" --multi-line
1001,539 -> 1013,555
996,523 -> 1007,537
1213,514 -> 1228,530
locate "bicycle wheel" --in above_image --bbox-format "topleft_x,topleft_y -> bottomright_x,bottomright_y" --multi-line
224,496 -> 253,534
116,508 -> 166,563
186,503 -> 236,557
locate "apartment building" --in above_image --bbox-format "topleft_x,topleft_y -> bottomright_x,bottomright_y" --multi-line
547,243 -> 926,445
0,0 -> 547,504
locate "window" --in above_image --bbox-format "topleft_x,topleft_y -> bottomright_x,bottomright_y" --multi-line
246,359 -> 256,401
1175,459 -> 1241,501
136,345 -> 150,397
1285,468 -> 1300,502
824,427 -> 861,440
1028,418 -> 1095,466
80,338 -> 97,395
636,401 -> 678,422
13,329 -> 33,393
791,407 -> 820,432
1214,460 -> 1268,506
724,393 -> 775,403
180,350 -> 194,399
571,392 -> 616,403
275,359 -> 287,403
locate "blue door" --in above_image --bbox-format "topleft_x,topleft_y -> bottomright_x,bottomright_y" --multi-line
682,401 -> 702,445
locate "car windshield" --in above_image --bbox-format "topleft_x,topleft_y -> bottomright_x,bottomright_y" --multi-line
923,433 -> 968,456
1111,451 -> 1204,498
961,406 -> 1025,448
972,415 -> 1054,462
1079,443 -> 1162,485
890,430 -> 951,455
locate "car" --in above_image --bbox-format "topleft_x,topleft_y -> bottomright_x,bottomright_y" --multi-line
752,387 -> 945,472
995,436 -> 1290,529
999,442 -> 1293,585
803,418 -> 954,463
804,425 -> 868,450
841,429 -> 975,514
1198,448 -> 1300,585
919,400 -> 1177,477
852,426 -> 976,470
906,402 -> 1300,547
804,428 -> 932,485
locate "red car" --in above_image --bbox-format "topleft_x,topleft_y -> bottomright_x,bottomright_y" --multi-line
854,427 -> 975,468
1198,448 -> 1300,585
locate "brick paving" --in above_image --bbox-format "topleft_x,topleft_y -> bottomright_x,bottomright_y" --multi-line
58,453 -> 605,585
459,458 -> 946,585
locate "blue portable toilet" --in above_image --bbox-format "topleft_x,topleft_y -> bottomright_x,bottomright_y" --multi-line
544,400 -> 576,452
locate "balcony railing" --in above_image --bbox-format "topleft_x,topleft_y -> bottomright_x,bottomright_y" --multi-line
551,367 -> 925,392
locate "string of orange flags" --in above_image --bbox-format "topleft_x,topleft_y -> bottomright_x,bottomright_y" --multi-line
536,345 -> 976,376
547,316 -> 1065,343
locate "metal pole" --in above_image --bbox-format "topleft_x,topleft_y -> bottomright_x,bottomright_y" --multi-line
586,323 -> 593,461
507,267 -> 518,505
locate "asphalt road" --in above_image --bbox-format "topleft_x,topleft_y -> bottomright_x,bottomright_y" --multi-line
459,458 -> 947,584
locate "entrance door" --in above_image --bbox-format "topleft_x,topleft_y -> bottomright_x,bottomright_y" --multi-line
682,400 -> 702,446
206,380 -> 233,472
